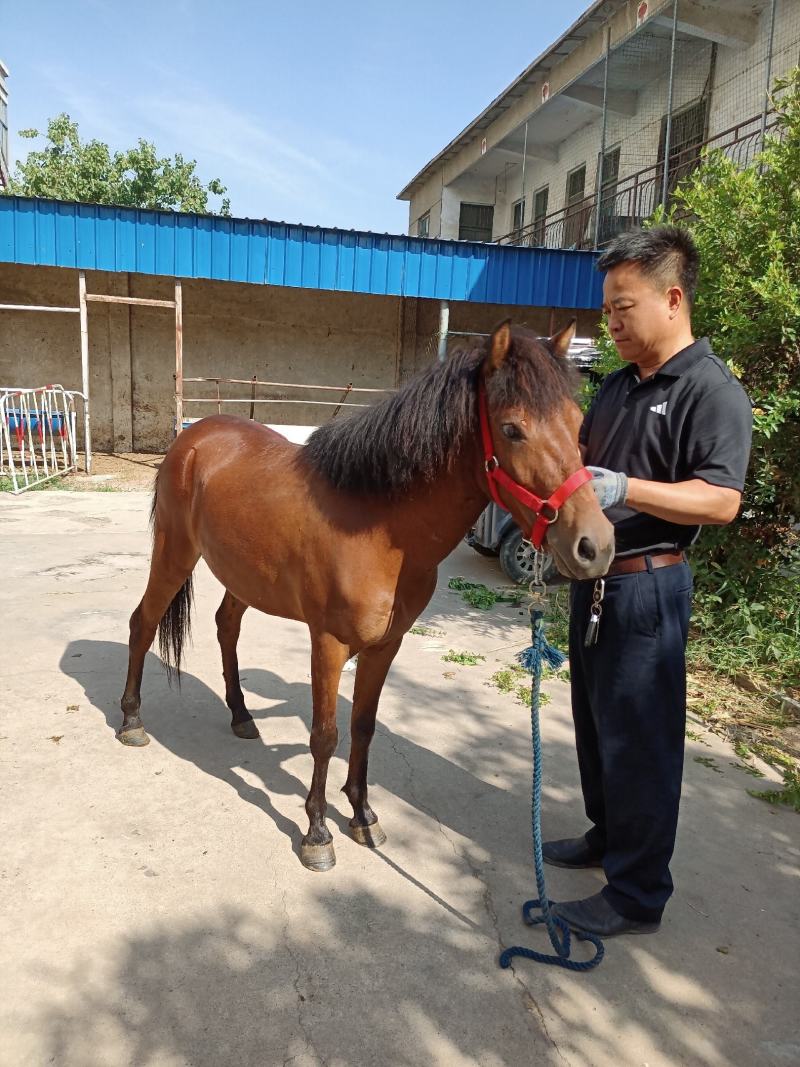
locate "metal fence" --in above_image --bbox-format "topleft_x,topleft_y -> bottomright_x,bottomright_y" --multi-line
178,376 -> 395,442
0,385 -> 82,493
499,112 -> 780,251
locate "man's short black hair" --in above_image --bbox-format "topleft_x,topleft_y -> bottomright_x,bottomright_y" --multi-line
596,225 -> 699,306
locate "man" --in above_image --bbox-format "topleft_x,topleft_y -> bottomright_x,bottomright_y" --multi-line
547,226 -> 752,937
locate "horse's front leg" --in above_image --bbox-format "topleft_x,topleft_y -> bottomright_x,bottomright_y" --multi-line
301,632 -> 350,872
342,636 -> 402,848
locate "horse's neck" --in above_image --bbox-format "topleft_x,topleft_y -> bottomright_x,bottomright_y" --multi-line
388,443 -> 488,568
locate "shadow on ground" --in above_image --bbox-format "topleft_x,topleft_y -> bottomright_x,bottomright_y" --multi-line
53,638 -> 800,1067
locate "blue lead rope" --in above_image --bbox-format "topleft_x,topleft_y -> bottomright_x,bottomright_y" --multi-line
498,604 -> 604,972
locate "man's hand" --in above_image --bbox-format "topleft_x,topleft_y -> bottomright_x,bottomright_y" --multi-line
587,466 -> 628,510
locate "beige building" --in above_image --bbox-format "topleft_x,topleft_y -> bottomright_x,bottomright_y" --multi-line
398,0 -> 800,248
0,60 -> 9,188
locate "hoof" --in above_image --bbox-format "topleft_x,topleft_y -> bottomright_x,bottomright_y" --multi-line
118,726 -> 150,747
300,840 -> 336,872
350,821 -> 386,848
231,719 -> 260,739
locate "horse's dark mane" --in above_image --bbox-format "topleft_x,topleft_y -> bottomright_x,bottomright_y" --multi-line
304,327 -> 576,494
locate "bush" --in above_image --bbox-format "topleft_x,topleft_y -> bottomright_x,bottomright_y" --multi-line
594,70 -> 800,690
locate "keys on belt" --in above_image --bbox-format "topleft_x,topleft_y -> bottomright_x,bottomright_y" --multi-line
582,552 -> 686,647
584,578 -> 604,648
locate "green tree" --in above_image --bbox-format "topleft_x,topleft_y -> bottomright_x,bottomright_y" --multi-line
593,70 -> 800,687
672,71 -> 800,688
4,113 -> 231,215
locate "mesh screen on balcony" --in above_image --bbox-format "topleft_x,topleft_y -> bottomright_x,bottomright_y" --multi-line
500,1 -> 800,252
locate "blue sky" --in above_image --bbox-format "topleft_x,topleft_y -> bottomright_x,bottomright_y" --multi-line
3,1 -> 589,232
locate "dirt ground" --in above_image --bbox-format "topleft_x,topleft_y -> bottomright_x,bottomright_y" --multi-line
69,451 -> 165,491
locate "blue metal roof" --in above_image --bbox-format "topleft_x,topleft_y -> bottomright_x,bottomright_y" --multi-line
0,196 -> 603,309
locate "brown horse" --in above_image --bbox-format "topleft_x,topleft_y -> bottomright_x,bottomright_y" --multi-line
120,321 -> 614,871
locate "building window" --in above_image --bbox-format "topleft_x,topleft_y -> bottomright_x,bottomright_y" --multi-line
563,164 -> 589,248
566,164 -> 586,204
417,212 -> 430,238
658,98 -> 708,196
511,197 -> 525,240
458,203 -> 494,243
600,146 -> 620,192
532,186 -> 549,246
597,146 -> 621,244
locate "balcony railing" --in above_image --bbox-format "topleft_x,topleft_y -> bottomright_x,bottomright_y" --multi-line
498,113 -> 778,251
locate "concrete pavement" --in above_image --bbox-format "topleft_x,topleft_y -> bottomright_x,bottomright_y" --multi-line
1,491 -> 798,1067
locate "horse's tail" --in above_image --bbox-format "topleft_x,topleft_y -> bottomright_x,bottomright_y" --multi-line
158,574 -> 195,688
150,475 -> 195,688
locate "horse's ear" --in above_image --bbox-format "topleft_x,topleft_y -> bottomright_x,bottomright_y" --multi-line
485,320 -> 512,374
549,318 -> 577,359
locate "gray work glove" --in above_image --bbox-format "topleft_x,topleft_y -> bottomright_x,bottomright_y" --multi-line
586,466 -> 628,510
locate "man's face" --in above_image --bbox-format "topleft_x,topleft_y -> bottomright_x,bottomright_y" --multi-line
602,261 -> 680,363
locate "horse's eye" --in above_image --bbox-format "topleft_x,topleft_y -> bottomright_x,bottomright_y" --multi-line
501,423 -> 522,441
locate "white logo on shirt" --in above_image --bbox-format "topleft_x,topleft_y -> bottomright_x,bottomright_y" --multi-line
650,402 -> 668,415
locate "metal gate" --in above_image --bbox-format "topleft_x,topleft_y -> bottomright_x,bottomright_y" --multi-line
0,385 -> 82,493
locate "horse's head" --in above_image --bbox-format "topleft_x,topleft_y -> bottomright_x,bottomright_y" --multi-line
479,321 -> 614,580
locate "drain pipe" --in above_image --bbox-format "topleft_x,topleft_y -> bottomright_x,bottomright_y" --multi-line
593,24 -> 612,248
760,0 -> 777,151
520,120 -> 529,232
437,300 -> 450,362
661,0 -> 679,208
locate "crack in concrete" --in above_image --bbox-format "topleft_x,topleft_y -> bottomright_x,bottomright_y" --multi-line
466,851 -> 568,1065
379,723 -> 565,1062
278,888 -> 327,1067
377,723 -> 459,859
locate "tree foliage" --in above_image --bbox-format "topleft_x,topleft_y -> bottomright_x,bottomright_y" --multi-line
680,71 -> 800,532
593,70 -> 800,687
673,71 -> 800,688
4,113 -> 231,215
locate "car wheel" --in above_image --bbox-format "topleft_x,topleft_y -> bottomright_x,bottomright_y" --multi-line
499,529 -> 556,585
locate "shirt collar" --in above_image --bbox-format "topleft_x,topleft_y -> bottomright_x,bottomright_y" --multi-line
627,337 -> 711,384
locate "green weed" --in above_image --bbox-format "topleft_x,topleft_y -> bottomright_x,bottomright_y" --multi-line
748,765 -> 800,812
447,577 -> 525,611
442,650 -> 485,666
729,762 -> 766,778
693,756 -> 723,773
686,728 -> 710,744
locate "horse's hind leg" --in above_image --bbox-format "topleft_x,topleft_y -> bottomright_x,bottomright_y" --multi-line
120,532 -> 199,747
341,637 -> 401,848
215,590 -> 259,739
301,631 -> 350,872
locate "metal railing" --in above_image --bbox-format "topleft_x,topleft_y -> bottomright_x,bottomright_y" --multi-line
177,376 -> 395,437
498,113 -> 778,251
0,385 -> 83,493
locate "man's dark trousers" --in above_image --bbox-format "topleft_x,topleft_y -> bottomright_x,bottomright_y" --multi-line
568,557 -> 693,923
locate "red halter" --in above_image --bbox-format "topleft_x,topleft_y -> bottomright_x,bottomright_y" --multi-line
478,382 -> 592,549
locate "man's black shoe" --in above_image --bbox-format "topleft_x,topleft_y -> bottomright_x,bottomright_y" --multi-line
542,836 -> 603,869
551,892 -> 661,937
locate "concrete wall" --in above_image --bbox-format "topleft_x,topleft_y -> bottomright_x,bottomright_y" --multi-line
0,263 -> 601,453
710,1 -> 800,134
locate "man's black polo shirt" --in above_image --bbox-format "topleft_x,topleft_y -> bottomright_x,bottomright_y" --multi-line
580,337 -> 753,557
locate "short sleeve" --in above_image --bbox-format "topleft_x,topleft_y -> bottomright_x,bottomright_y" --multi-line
682,381 -> 753,491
